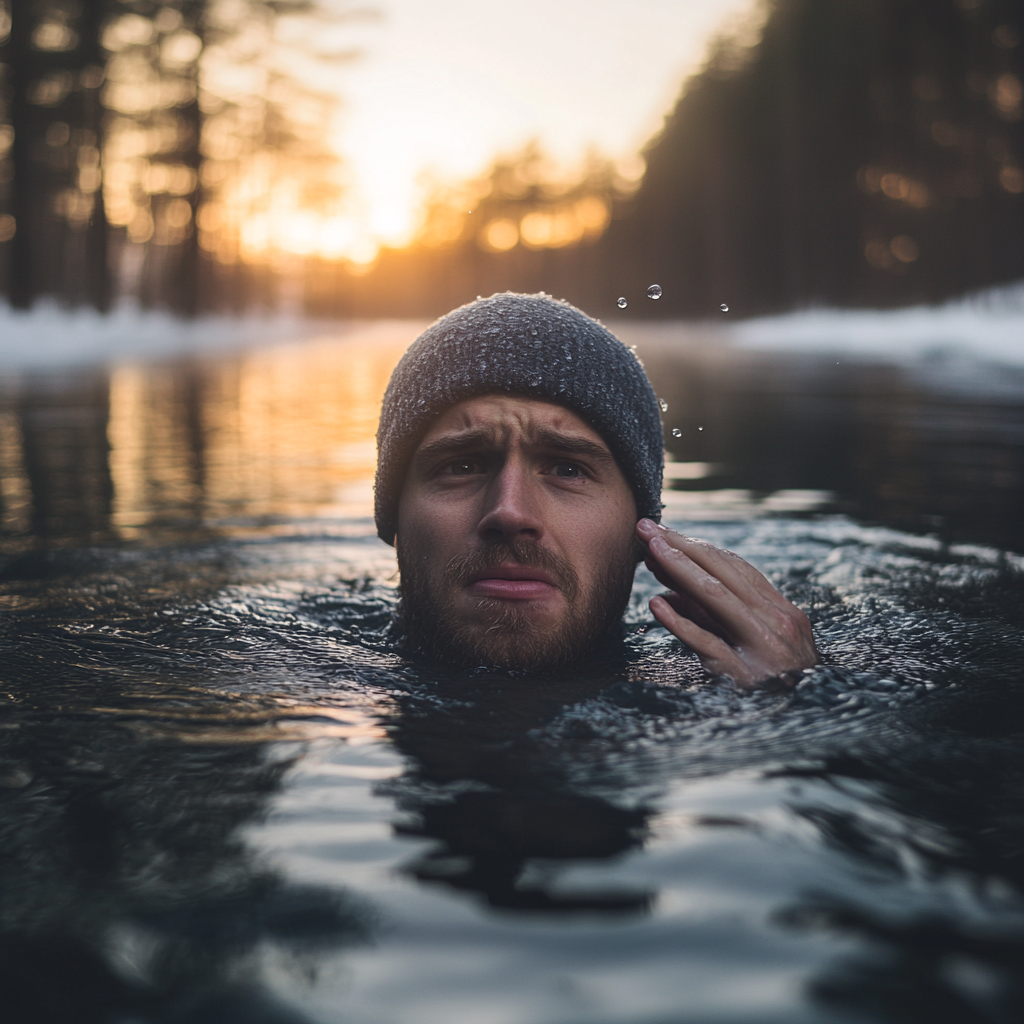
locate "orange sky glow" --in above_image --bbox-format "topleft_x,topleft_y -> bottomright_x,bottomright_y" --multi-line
99,0 -> 760,267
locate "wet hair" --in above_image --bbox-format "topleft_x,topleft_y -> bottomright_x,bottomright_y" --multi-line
374,292 -> 664,544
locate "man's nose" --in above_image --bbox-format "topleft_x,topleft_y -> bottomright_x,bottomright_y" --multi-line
476,462 -> 544,543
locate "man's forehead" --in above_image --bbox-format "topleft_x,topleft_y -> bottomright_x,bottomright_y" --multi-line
418,396 -> 608,449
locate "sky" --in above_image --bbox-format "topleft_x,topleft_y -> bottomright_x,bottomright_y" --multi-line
328,0 -> 757,252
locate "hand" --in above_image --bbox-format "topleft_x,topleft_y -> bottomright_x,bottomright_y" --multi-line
636,518 -> 819,687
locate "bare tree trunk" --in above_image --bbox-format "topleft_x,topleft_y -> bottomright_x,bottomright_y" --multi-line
80,0 -> 111,313
173,0 -> 207,318
776,5 -> 805,307
6,0 -> 37,309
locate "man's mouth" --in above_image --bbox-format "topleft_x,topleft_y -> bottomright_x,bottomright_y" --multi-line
466,563 -> 559,600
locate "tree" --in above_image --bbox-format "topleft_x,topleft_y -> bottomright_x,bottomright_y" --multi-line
0,0 -> 357,314
0,0 -> 113,310
616,0 -> 1024,315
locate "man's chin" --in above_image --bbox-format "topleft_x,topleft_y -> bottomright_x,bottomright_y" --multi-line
396,543 -> 637,673
457,593 -> 564,629
444,602 -> 581,672
396,603 -> 599,673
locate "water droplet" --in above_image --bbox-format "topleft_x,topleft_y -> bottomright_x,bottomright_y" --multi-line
671,427 -> 682,437
719,303 -> 729,312
647,284 -> 662,300
698,426 -> 704,431
617,296 -> 628,308
659,399 -> 668,412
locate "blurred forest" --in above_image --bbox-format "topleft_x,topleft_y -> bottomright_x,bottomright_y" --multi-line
1,0 -> 1022,319
0,0 -> 355,315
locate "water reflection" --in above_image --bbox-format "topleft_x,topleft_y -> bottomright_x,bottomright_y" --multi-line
383,673 -> 658,914
105,332 -> 407,536
2,324 -> 1024,1021
773,681 -> 1024,1023
0,705 -> 371,1023
0,326 -> 412,552
637,339 -> 1024,552
0,322 -> 1021,554
0,506 -> 1022,1021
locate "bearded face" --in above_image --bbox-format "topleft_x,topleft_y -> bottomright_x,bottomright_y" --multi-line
396,536 -> 637,671
394,396 -> 641,673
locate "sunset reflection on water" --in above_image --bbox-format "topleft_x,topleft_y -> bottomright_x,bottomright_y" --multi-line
1,319 -> 1022,554
103,323 -> 420,537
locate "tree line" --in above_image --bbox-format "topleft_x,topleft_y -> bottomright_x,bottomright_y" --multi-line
1,0 -> 1022,319
0,0 -> 352,315
312,0 -> 1024,320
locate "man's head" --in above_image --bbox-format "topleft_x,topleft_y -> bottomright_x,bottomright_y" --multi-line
375,293 -> 664,670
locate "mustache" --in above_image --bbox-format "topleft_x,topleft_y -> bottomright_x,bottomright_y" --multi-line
442,541 -> 580,600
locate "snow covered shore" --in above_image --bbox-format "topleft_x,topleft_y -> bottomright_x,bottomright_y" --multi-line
0,281 -> 1021,374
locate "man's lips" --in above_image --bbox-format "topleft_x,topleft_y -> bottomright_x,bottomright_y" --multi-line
466,564 -> 559,600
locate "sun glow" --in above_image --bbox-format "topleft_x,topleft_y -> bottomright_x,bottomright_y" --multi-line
93,0 -> 761,269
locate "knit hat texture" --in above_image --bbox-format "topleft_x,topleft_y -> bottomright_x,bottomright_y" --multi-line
374,292 -> 664,545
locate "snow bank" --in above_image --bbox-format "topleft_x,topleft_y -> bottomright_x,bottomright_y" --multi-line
0,302 -> 379,372
730,281 -> 1024,366
1,281 -> 1022,374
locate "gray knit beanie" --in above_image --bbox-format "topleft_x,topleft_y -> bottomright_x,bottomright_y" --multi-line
374,292 -> 664,545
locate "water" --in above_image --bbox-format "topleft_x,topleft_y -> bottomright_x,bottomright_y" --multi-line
618,297 -> 629,309
647,285 -> 663,300
2,316 -> 1024,1023
720,304 -> 730,312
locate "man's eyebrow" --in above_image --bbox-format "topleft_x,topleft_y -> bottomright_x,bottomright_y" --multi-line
413,428 -> 497,463
527,428 -> 615,463
412,426 -> 615,465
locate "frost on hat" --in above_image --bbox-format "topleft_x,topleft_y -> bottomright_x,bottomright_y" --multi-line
374,292 -> 664,545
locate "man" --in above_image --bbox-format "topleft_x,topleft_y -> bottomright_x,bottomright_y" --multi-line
374,293 -> 818,685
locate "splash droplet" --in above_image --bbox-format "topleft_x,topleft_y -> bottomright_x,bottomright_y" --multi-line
719,303 -> 729,312
671,427 -> 682,437
617,296 -> 628,309
698,426 -> 704,431
647,284 -> 662,300
659,399 -> 668,412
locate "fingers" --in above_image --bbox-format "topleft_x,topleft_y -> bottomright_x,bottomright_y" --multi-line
639,520 -> 800,639
637,518 -> 819,685
646,534 -> 759,640
655,582 -> 725,636
640,520 -> 791,622
649,596 -> 741,674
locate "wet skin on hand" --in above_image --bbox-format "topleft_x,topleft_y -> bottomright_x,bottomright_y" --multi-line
636,517 -> 820,687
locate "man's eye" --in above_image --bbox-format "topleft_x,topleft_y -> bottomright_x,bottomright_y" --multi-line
447,460 -> 481,476
552,463 -> 584,478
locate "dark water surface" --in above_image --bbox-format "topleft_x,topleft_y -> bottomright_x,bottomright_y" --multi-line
1,325 -> 1023,1024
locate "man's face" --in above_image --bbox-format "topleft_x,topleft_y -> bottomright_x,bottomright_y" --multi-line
395,395 -> 639,671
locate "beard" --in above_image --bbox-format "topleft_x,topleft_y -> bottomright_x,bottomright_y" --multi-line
396,538 -> 637,672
